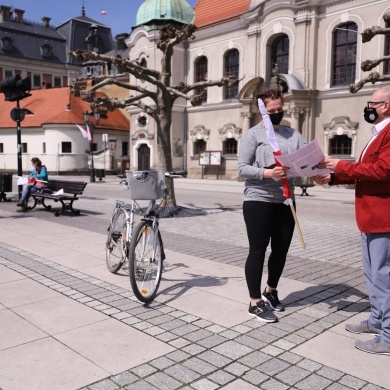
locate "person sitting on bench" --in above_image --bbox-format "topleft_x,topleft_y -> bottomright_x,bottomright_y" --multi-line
17,157 -> 48,211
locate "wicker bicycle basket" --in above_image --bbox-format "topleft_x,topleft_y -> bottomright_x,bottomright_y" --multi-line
126,170 -> 165,200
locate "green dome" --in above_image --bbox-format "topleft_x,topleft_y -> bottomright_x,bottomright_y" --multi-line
136,0 -> 194,27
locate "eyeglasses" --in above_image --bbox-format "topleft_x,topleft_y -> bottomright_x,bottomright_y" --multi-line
367,101 -> 386,108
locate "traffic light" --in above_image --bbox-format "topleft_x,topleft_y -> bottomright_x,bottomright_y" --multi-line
0,75 -> 31,101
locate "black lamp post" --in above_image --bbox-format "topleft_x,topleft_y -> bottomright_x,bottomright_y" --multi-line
0,75 -> 31,199
83,109 -> 101,183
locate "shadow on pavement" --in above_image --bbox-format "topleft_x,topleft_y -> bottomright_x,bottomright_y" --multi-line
285,284 -> 369,312
158,266 -> 232,304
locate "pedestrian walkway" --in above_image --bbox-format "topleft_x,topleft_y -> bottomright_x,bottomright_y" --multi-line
0,177 -> 388,390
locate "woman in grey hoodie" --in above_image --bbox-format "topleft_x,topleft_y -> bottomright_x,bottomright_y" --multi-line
238,89 -> 306,323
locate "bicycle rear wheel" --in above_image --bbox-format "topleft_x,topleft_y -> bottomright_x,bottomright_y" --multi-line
129,220 -> 163,303
106,207 -> 128,273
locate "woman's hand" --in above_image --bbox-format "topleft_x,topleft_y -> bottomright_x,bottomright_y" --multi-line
264,166 -> 288,179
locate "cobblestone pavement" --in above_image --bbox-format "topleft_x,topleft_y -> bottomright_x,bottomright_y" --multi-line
0,178 -> 388,390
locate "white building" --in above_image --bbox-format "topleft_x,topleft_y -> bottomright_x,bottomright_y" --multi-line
0,87 -> 130,174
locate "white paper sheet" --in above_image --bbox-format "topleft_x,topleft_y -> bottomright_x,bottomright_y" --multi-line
17,176 -> 28,185
275,140 -> 331,177
53,189 -> 64,195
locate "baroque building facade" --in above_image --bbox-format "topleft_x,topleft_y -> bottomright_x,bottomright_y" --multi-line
1,0 -> 389,177
125,0 -> 390,179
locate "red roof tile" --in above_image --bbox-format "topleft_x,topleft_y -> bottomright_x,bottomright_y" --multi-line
0,87 -> 129,130
194,0 -> 250,28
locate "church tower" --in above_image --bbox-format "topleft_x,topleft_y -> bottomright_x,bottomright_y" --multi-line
127,0 -> 195,171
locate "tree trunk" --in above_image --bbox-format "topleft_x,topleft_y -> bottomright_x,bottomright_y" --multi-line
156,94 -> 177,208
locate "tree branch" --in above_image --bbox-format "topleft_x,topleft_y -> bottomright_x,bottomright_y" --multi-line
361,55 -> 390,71
157,24 -> 197,53
70,50 -> 161,84
361,26 -> 390,43
179,76 -> 241,94
348,72 -> 390,93
165,87 -> 191,100
83,93 -> 157,114
156,24 -> 197,88
83,77 -> 157,100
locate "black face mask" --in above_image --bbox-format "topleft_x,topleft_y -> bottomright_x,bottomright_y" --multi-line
364,107 -> 379,124
269,111 -> 284,125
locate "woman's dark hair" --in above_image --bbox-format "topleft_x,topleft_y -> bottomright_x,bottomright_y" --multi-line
256,89 -> 283,103
31,157 -> 42,166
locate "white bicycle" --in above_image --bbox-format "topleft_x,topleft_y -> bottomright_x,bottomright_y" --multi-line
106,169 -> 187,303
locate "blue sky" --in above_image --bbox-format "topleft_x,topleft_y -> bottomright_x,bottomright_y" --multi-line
7,0 -> 198,37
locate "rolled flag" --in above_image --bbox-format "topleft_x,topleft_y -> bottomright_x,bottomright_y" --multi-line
76,124 -> 88,139
257,97 -> 306,249
257,98 -> 291,199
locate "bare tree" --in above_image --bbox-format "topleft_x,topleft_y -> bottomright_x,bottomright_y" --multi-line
349,12 -> 390,93
70,24 -> 239,209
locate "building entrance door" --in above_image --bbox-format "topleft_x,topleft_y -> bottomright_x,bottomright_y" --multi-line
138,144 -> 150,170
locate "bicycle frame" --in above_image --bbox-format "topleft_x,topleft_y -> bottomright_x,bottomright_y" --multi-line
106,200 -> 136,273
110,169 -> 187,302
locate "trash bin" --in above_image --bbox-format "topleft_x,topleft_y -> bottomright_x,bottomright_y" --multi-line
95,169 -> 105,183
0,173 -> 12,201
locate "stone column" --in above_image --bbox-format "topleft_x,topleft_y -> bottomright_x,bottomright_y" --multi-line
287,107 -> 303,132
241,112 -> 253,136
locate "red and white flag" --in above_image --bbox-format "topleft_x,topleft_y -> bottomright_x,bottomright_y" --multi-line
258,97 -> 306,249
76,124 -> 88,139
101,10 -> 107,15
257,98 -> 291,199
86,124 -> 93,142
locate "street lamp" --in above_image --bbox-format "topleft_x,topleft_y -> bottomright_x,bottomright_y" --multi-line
83,109 -> 101,183
0,75 -> 32,199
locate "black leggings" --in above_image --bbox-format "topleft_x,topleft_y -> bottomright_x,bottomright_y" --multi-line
243,200 -> 295,299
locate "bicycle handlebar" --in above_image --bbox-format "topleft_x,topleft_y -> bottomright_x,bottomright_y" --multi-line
165,170 -> 187,178
120,169 -> 187,189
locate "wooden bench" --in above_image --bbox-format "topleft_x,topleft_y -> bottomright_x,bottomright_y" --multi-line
30,179 -> 87,216
295,177 -> 315,196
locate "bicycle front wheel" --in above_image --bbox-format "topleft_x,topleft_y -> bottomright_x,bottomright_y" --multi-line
106,207 -> 128,274
129,220 -> 163,303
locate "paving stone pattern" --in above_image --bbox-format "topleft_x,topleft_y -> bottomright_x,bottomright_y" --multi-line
0,203 -> 384,390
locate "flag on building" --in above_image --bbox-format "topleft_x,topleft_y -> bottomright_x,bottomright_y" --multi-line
76,124 -> 88,139
86,124 -> 93,142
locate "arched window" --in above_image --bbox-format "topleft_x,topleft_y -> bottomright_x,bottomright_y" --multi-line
224,49 -> 239,99
194,139 -> 206,156
139,58 -> 147,68
330,134 -> 352,155
271,35 -> 289,74
332,22 -> 357,86
384,21 -> 390,75
195,56 -> 208,101
223,138 -> 238,155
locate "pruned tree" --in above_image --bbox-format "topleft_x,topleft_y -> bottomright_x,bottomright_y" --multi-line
349,12 -> 390,93
70,24 -> 239,210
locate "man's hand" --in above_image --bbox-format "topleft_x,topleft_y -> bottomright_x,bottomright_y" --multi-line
313,174 -> 331,185
321,157 -> 340,172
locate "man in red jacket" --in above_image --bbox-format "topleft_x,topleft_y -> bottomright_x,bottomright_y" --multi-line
315,86 -> 390,355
